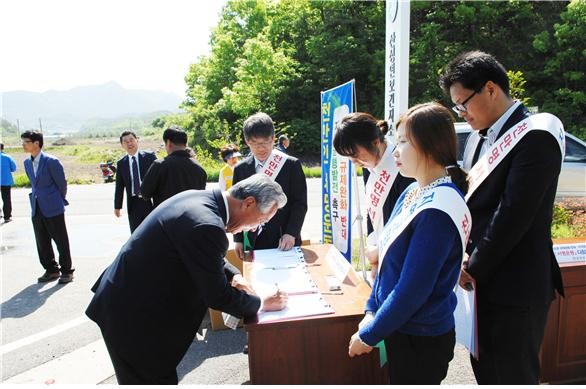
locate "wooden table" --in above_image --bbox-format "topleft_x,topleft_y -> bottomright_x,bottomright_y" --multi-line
243,244 -> 388,384
540,238 -> 586,383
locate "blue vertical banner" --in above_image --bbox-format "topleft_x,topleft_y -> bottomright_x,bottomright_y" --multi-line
320,80 -> 354,262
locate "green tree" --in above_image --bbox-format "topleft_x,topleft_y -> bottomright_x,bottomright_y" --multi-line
536,0 -> 586,138
183,0 -> 582,159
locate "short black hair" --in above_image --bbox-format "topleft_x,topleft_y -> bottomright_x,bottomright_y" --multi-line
243,112 -> 275,140
163,126 -> 188,146
439,50 -> 510,96
21,130 -> 44,148
278,134 -> 289,146
119,130 -> 138,144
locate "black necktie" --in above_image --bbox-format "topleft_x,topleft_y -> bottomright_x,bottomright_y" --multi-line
131,156 -> 141,196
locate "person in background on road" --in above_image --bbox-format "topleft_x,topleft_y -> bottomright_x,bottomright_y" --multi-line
21,130 -> 75,284
86,174 -> 289,384
141,126 -> 207,208
333,113 -> 414,280
1,143 -> 17,223
348,103 -> 471,385
276,134 -> 289,154
114,130 -> 156,233
439,50 -> 565,384
232,113 -> 307,259
218,143 -> 242,191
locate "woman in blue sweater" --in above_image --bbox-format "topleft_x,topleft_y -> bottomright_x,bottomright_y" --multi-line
348,102 -> 471,384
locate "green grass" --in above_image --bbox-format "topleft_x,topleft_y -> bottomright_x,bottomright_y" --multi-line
552,203 -> 578,238
13,173 -> 30,188
551,224 -> 575,239
12,173 -> 94,188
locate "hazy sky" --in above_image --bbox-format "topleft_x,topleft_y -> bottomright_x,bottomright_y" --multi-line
1,0 -> 227,97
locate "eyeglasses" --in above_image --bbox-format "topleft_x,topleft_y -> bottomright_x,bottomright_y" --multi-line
247,139 -> 274,149
452,90 -> 478,114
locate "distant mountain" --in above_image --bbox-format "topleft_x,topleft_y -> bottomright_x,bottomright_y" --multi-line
1,82 -> 183,133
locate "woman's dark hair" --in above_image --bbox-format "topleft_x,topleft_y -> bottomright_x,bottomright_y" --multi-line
376,120 -> 389,136
395,102 -> 468,194
333,112 -> 385,158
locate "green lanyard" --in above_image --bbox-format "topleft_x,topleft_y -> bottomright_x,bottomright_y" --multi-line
243,231 -> 252,252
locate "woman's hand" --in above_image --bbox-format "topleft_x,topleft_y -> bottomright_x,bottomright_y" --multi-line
348,331 -> 374,357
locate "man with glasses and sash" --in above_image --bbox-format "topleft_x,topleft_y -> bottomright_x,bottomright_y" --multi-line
232,112 -> 308,260
439,51 -> 565,384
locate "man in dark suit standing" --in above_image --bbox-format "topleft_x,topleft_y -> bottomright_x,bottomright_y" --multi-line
114,130 -> 156,232
439,51 -> 565,384
232,112 -> 307,260
141,126 -> 207,208
21,130 -> 74,284
86,174 -> 288,384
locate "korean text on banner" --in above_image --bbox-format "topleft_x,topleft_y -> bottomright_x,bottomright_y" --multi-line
320,80 -> 354,262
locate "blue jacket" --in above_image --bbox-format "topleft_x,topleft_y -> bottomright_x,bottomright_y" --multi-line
1,152 -> 16,186
359,182 -> 463,345
24,152 -> 68,217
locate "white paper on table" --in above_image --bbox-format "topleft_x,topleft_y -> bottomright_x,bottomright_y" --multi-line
252,247 -> 305,269
454,284 -> 478,360
324,246 -> 351,281
251,266 -> 317,296
553,242 -> 586,264
257,293 -> 334,323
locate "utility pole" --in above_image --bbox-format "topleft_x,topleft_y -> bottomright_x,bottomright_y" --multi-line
17,119 -> 20,133
39,118 -> 43,133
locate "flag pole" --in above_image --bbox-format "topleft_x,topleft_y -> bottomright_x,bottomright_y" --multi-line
349,80 -> 369,286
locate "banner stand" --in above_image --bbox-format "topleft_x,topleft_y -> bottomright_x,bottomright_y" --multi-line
352,167 -> 369,286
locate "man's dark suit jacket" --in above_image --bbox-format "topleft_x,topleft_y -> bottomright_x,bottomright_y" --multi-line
86,189 -> 261,377
463,104 -> 564,307
114,150 -> 156,210
233,153 -> 307,248
140,149 -> 207,207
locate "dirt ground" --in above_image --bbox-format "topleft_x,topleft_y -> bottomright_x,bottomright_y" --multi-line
8,137 -> 161,184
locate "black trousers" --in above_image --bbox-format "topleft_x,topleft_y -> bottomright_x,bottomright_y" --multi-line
471,300 -> 551,384
127,196 -> 153,233
102,333 -> 178,385
1,185 -> 12,219
31,210 -> 73,273
384,328 -> 455,384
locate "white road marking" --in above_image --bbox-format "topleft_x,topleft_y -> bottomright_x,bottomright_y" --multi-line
3,339 -> 114,384
0,316 -> 90,355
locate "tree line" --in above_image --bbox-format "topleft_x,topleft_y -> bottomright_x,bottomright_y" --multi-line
171,0 -> 584,158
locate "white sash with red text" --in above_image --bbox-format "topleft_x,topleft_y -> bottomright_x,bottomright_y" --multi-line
365,141 -> 400,245
259,149 -> 288,181
466,113 -> 565,201
378,185 -> 471,273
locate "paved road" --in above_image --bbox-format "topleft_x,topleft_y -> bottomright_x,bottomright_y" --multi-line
1,179 -> 476,384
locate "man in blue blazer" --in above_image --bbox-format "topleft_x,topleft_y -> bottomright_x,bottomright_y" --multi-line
21,130 -> 74,284
114,130 -> 156,232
